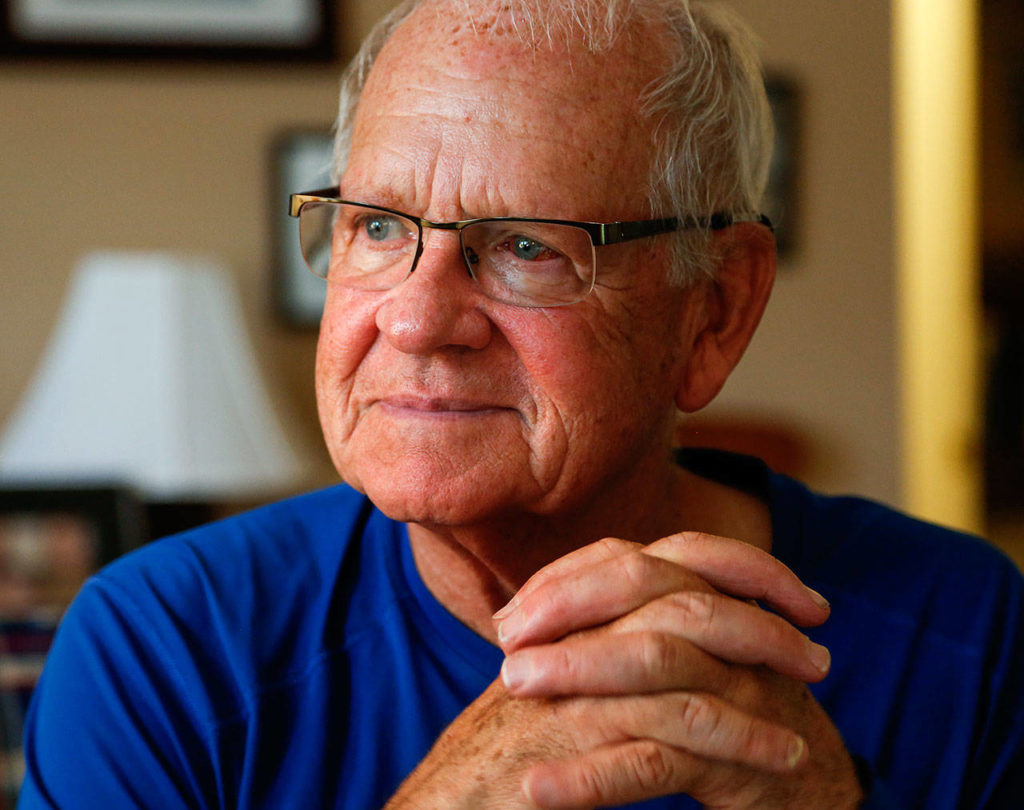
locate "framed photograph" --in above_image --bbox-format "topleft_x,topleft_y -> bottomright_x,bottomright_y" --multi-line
0,0 -> 335,60
0,612 -> 51,807
273,129 -> 333,328
0,486 -> 145,805
0,487 -> 145,620
764,78 -> 800,256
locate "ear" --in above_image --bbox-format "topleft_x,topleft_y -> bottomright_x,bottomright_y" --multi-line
674,222 -> 776,413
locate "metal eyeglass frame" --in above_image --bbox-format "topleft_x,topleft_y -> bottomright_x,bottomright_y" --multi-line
290,187 -> 772,242
288,186 -> 774,301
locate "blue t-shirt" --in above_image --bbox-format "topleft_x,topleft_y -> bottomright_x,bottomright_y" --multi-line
18,455 -> 1024,808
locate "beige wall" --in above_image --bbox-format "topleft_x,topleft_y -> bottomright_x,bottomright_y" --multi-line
0,2 -> 902,505
713,0 -> 899,505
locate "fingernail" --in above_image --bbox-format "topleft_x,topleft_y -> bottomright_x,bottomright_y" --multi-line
497,609 -> 526,645
786,736 -> 807,769
806,586 -> 830,611
807,639 -> 831,674
501,654 -> 531,691
492,595 -> 518,620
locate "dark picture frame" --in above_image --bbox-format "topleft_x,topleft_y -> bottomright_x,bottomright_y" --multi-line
0,486 -> 145,805
0,487 -> 146,619
0,0 -> 336,61
273,129 -> 333,328
764,77 -> 800,256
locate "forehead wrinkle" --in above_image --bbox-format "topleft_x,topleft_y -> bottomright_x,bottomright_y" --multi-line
349,10 -> 664,223
381,10 -> 661,119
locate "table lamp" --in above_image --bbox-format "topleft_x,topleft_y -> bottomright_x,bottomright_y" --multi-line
0,251 -> 304,520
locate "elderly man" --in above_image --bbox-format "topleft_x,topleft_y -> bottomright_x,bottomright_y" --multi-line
19,1 -> 1024,808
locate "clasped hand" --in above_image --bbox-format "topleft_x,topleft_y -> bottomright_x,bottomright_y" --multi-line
388,533 -> 863,809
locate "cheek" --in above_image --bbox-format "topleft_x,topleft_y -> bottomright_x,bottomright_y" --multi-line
515,301 -> 679,412
317,288 -> 380,378
500,315 -> 651,453
315,290 -> 381,448
507,289 -> 688,447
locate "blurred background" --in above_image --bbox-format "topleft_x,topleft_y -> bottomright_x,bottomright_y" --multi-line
0,0 -> 1022,552
1,0 -> 1023,798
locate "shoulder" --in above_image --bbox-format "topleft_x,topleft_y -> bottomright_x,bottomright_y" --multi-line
21,485 -> 389,806
95,484 -> 372,617
772,473 -> 1023,645
68,484 -> 377,718
771,478 -> 1024,805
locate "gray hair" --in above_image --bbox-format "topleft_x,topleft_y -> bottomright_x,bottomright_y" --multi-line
332,0 -> 773,285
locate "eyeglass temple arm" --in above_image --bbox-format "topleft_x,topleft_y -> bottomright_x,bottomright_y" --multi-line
707,213 -> 774,231
596,218 -> 679,245
596,212 -> 773,246
288,186 -> 342,218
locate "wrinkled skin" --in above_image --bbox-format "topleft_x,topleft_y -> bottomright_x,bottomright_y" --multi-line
315,2 -> 862,807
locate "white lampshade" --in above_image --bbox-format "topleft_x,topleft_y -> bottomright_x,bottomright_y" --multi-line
0,251 -> 304,501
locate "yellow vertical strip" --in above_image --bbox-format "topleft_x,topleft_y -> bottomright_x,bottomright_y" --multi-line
894,0 -> 983,533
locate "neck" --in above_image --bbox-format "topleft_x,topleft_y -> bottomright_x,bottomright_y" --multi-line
407,456 -> 772,642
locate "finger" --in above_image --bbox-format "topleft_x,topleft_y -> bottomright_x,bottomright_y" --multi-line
503,597 -> 829,696
502,630 -> 732,697
492,536 -> 638,620
496,549 -> 713,651
524,740 -> 693,809
524,700 -> 805,810
592,691 -> 808,773
608,591 -> 831,682
643,532 -> 830,626
496,532 -> 829,651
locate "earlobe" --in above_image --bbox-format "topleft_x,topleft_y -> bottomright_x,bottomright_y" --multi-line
674,223 -> 777,413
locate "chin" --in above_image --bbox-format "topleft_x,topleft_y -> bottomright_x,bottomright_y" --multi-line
347,458 -> 533,529
333,417 -> 552,527
363,485 -> 506,528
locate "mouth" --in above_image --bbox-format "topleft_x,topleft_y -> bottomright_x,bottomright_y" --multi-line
376,396 -> 516,419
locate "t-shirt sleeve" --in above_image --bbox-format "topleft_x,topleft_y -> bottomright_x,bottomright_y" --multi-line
18,574 -> 219,809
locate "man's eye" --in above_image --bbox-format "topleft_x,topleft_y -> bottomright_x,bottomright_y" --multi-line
363,215 -> 403,241
506,236 -> 559,261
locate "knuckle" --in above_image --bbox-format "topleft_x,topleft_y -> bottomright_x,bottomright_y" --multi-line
638,632 -> 684,679
724,711 -> 765,761
597,536 -> 639,555
572,755 -> 616,801
625,740 -> 678,790
676,692 -> 719,739
616,549 -> 657,588
679,530 -> 716,546
658,529 -> 712,549
664,589 -> 716,632
554,643 -> 586,688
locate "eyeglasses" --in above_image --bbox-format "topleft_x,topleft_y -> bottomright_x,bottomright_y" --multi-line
288,186 -> 772,308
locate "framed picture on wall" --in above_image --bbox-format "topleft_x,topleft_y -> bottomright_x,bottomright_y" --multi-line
0,0 -> 335,60
0,487 -> 145,620
764,77 -> 800,256
273,129 -> 334,328
0,486 -> 145,804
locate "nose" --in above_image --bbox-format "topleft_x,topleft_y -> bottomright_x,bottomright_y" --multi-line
374,229 -> 493,354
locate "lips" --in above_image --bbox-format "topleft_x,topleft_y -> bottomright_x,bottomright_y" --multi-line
378,395 -> 512,415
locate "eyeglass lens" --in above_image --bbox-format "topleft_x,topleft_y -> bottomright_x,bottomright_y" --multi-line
297,201 -> 597,307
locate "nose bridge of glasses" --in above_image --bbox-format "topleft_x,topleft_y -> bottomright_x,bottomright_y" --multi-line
414,218 -> 477,277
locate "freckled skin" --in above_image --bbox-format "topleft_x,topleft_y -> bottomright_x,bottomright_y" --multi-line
314,4 -> 716,614
308,13 -> 859,806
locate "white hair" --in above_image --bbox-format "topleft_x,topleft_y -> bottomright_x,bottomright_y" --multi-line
332,0 -> 774,285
